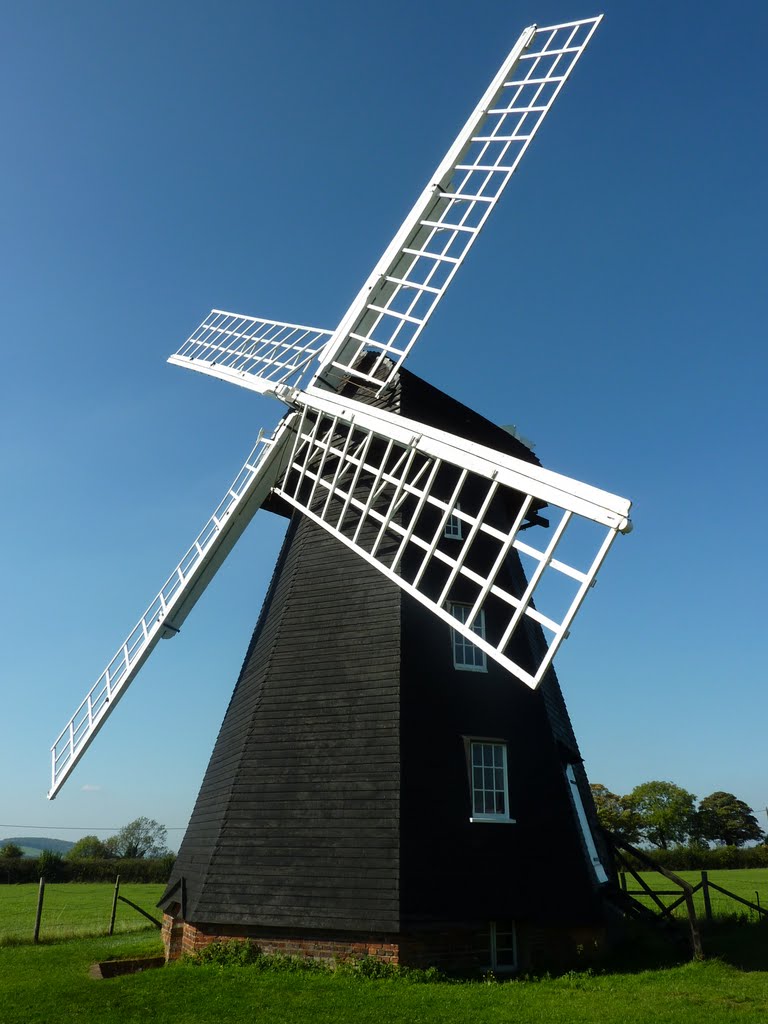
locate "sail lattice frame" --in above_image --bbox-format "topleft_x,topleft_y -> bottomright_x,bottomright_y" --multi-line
48,421 -> 297,799
169,310 -> 333,395
274,388 -> 630,690
314,17 -> 603,395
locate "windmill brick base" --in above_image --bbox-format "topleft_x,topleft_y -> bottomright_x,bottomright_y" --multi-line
161,916 -> 607,972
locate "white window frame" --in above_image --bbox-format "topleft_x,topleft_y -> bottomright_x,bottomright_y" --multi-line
468,740 -> 515,823
444,504 -> 463,540
449,603 -> 487,672
489,921 -> 518,972
565,763 -> 609,884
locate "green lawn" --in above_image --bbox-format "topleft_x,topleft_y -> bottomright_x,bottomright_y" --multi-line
0,883 -> 166,943
1,878 -> 767,1023
626,869 -> 768,920
1,930 -> 767,1024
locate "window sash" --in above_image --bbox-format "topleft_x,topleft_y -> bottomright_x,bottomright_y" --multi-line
450,603 -> 487,671
470,741 -> 509,820
444,506 -> 463,539
489,920 -> 517,971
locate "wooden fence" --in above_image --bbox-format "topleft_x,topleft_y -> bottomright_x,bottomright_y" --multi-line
29,874 -> 161,944
619,869 -> 768,923
607,834 -> 767,960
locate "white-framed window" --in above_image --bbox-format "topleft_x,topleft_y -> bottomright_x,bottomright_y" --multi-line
469,741 -> 513,822
489,921 -> 517,971
444,505 -> 463,540
449,603 -> 486,671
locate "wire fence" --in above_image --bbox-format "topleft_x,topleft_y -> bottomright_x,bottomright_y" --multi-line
621,870 -> 768,923
0,877 -> 164,945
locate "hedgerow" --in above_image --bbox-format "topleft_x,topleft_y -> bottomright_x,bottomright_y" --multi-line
0,856 -> 174,885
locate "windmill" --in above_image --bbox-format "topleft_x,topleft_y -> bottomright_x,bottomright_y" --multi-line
49,16 -> 632,971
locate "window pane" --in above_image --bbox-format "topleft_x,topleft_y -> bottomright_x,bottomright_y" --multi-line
470,741 -> 509,819
495,924 -> 516,967
445,511 -> 462,539
450,604 -> 487,671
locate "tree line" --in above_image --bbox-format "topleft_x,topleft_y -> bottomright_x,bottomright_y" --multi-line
0,818 -> 174,884
0,817 -> 171,862
591,781 -> 765,849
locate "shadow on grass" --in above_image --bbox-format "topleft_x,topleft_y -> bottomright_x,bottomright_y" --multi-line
602,916 -> 768,974
702,918 -> 768,971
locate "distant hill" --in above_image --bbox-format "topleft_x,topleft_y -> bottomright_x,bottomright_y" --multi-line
1,837 -> 74,857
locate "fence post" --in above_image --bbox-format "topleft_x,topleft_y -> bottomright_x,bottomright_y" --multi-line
701,870 -> 712,922
684,889 -> 704,960
109,875 -> 121,936
33,877 -> 45,944
620,871 -> 627,892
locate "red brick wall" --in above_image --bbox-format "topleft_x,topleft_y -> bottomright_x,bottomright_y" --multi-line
161,917 -> 489,969
162,919 -> 400,964
517,923 -> 606,970
161,914 -> 605,972
161,906 -> 184,962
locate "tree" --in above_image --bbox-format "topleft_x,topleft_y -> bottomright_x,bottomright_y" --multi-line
626,781 -> 697,850
0,842 -> 24,859
590,784 -> 641,843
107,818 -> 168,859
37,849 -> 66,880
66,835 -> 111,860
697,791 -> 765,847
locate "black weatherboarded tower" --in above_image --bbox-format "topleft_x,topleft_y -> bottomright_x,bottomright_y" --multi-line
158,370 -> 613,971
48,16 -> 632,973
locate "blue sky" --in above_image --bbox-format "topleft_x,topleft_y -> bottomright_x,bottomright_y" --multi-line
1,0 -> 766,847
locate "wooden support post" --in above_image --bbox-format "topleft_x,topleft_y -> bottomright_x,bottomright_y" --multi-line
701,870 -> 713,922
684,889 -> 703,960
116,895 -> 162,929
620,870 -> 627,892
109,875 -> 120,936
33,878 -> 45,944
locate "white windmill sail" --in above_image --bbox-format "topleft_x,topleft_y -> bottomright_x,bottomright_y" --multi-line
48,418 -> 298,799
313,17 -> 603,395
275,387 -> 630,690
168,311 -> 332,396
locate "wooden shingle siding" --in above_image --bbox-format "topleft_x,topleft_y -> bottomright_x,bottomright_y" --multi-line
163,485 -> 402,931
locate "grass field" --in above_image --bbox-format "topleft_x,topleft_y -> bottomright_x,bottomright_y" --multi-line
1,929 -> 768,1024
628,869 -> 768,920
1,878 -> 767,1023
0,883 -> 166,943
